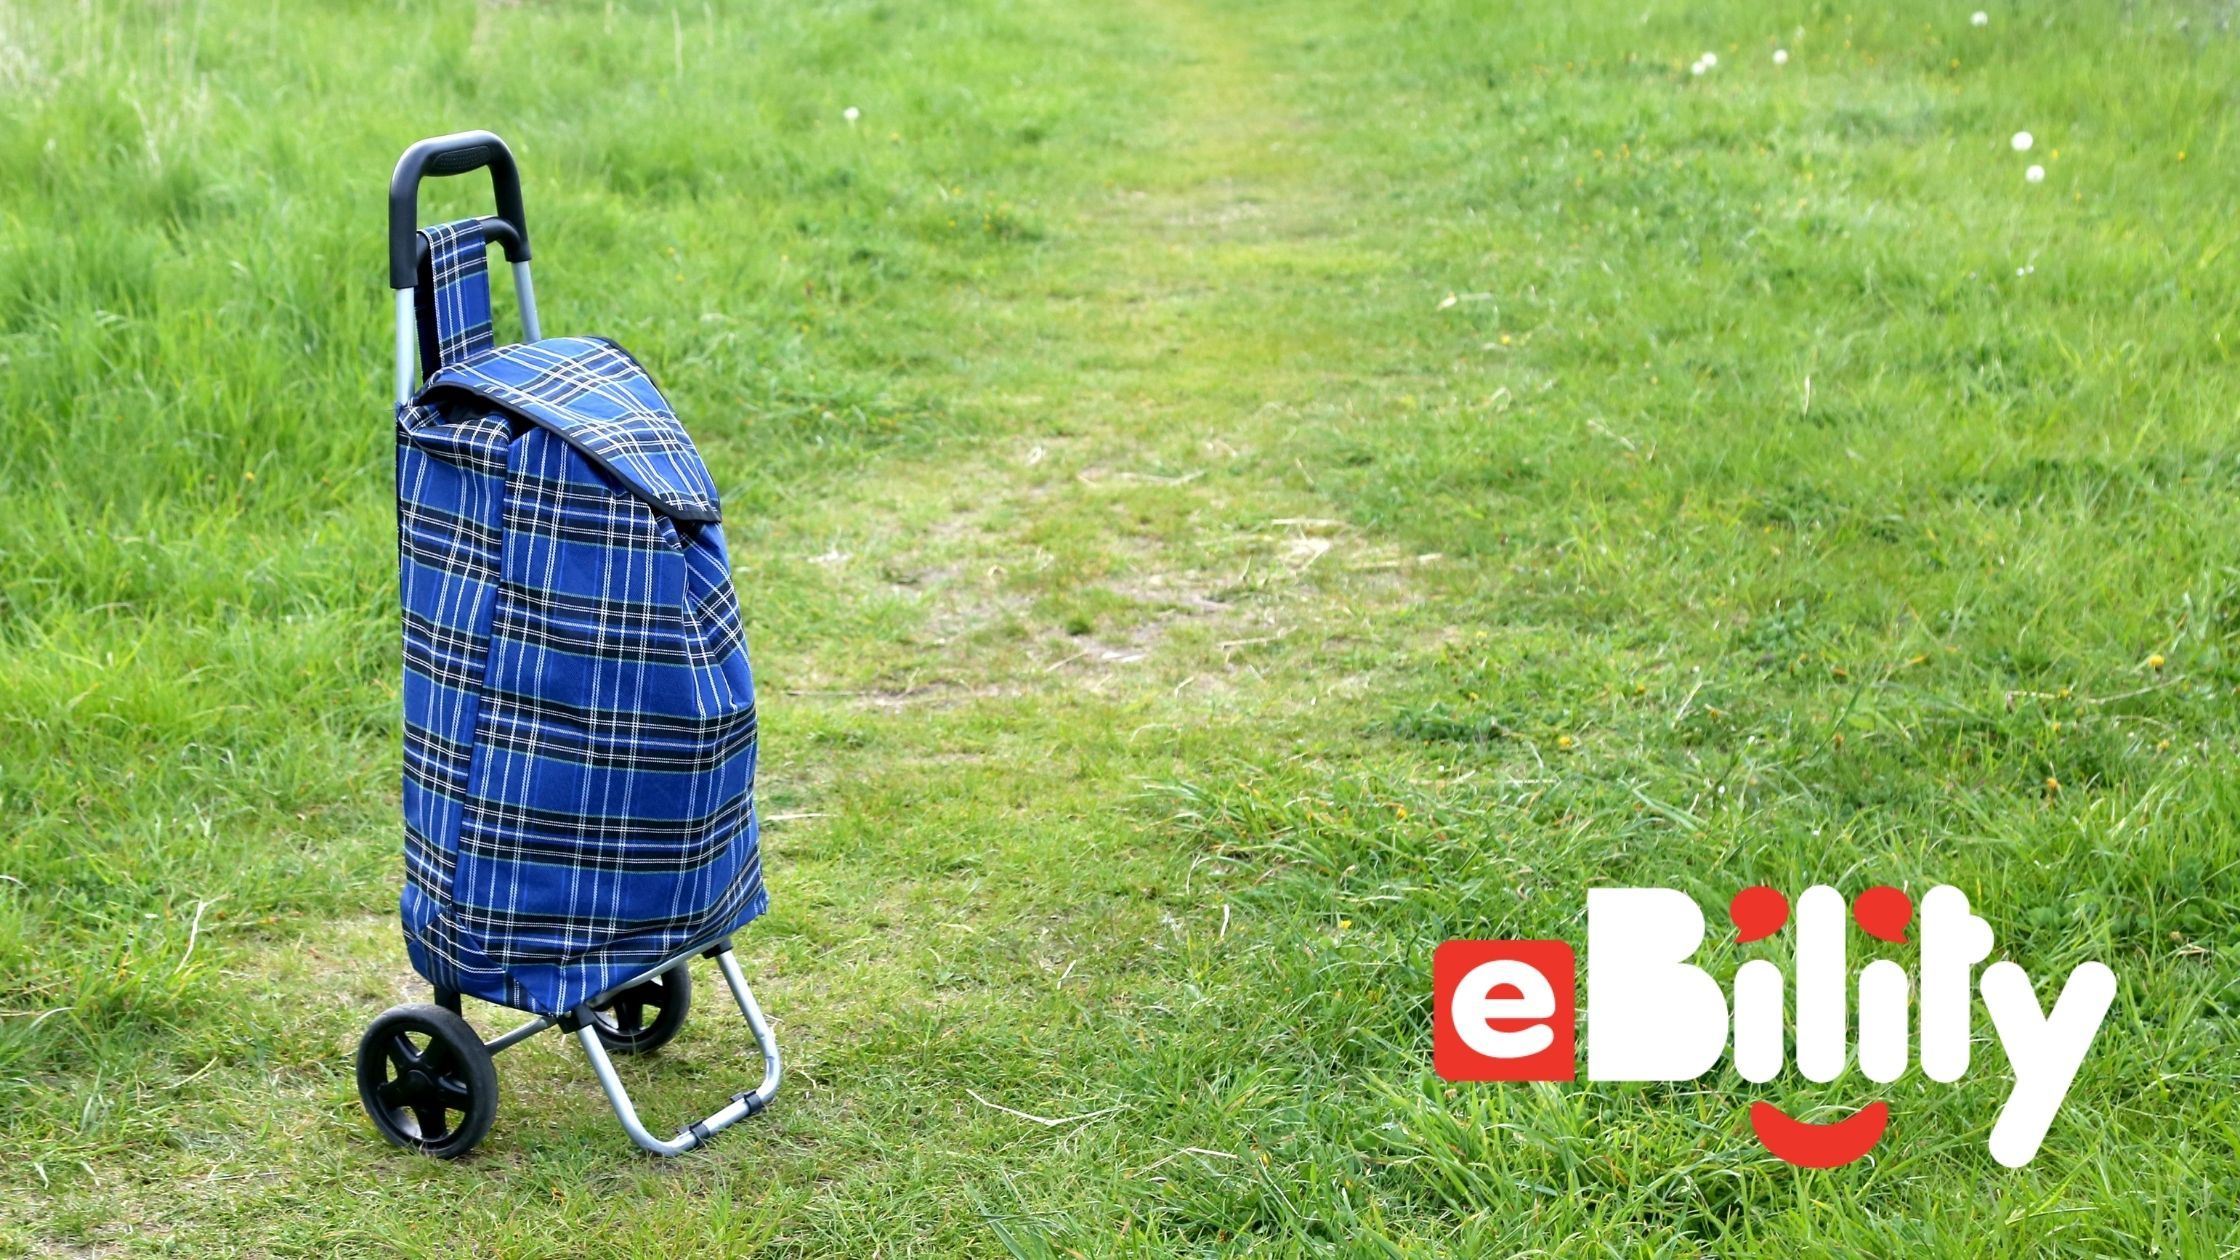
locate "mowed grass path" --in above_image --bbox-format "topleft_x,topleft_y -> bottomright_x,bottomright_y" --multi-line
3,0 -> 2237,1254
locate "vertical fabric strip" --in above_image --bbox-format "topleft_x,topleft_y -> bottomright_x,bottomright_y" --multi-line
414,218 -> 498,377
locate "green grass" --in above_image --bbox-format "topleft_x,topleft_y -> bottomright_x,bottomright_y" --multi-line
3,0 -> 2236,1253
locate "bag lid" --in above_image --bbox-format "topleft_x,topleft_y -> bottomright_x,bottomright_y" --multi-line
424,337 -> 722,523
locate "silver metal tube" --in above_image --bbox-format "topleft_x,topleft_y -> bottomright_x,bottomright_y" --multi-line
484,1015 -> 552,1055
574,950 -> 783,1156
577,1025 -> 697,1156
393,288 -> 416,406
715,949 -> 782,1108
586,956 -> 689,1010
511,261 -> 541,342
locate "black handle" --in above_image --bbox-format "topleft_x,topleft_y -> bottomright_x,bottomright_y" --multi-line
388,130 -> 530,289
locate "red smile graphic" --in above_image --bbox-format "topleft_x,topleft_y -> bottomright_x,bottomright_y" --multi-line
1749,1100 -> 1890,1167
1729,885 -> 1909,1168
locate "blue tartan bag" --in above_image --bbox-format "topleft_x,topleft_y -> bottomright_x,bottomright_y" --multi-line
395,218 -> 766,1017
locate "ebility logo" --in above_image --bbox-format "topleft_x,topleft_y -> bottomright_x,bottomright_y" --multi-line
1433,886 -> 2116,1168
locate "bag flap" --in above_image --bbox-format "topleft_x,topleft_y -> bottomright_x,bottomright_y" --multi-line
423,337 -> 722,523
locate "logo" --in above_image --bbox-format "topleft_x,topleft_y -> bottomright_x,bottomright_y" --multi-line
1432,940 -> 1575,1082
1433,885 -> 2116,1168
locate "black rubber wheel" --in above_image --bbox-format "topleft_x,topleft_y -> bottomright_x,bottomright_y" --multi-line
588,963 -> 692,1055
356,1003 -> 498,1158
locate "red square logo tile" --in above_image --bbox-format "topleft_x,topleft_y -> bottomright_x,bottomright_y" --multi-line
1433,939 -> 1576,1081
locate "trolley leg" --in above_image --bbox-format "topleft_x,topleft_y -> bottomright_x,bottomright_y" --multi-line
393,288 -> 416,407
576,944 -> 780,1157
511,261 -> 542,342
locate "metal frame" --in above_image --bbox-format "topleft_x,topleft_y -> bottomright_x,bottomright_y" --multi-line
437,939 -> 781,1157
576,946 -> 782,1155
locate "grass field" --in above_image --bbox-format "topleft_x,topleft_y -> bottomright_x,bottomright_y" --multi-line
3,0 -> 2238,1253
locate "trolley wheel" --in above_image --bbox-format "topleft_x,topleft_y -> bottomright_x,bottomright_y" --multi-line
588,964 -> 692,1055
356,1003 -> 498,1158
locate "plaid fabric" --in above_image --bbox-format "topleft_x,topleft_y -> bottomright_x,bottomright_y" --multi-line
413,219 -> 496,373
432,338 -> 722,522
395,224 -> 765,1016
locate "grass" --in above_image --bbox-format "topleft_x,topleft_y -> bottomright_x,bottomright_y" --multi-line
2,0 -> 2236,1253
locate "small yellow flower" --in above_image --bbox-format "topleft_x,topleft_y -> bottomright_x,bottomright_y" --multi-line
2178,151 -> 2188,162
1338,919 -> 1352,931
1556,734 -> 1576,749
2044,776 -> 2061,793
2148,653 -> 2167,670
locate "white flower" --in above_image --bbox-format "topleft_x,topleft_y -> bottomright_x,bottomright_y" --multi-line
842,106 -> 860,123
1971,11 -> 1988,26
2025,164 -> 2045,183
1773,49 -> 1789,65
2011,130 -> 2033,152
1701,51 -> 1718,67
1690,59 -> 1707,76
